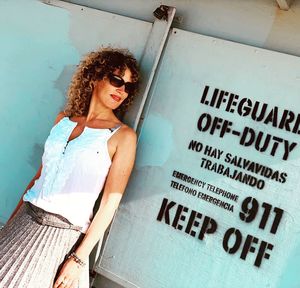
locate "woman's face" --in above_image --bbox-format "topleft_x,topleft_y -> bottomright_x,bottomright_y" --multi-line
93,68 -> 133,110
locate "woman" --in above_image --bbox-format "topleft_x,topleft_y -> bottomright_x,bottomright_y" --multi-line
0,47 -> 139,288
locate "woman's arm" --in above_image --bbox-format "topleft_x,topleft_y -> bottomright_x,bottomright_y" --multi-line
7,164 -> 42,223
53,126 -> 137,288
76,127 -> 137,259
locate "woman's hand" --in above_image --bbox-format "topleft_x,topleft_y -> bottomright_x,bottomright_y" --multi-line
53,257 -> 84,288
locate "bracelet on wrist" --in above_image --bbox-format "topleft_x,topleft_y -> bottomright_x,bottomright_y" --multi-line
68,252 -> 86,267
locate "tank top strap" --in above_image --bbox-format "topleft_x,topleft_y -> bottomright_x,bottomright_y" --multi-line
107,124 -> 122,139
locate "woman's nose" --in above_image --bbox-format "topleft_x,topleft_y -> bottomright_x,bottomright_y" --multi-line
117,85 -> 126,92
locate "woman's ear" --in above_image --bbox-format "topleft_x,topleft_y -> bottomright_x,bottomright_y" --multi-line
89,80 -> 96,91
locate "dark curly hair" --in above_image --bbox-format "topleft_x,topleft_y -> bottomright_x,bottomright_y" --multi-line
64,47 -> 139,117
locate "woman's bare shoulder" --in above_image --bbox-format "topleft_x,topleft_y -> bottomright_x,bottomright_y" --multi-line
113,124 -> 137,148
54,111 -> 67,125
119,124 -> 137,139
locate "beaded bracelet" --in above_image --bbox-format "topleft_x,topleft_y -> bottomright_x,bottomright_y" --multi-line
68,252 -> 86,267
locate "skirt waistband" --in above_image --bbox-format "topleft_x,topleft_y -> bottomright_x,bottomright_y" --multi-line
25,202 -> 83,232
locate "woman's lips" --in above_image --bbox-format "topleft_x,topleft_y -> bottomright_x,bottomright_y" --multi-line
111,94 -> 121,102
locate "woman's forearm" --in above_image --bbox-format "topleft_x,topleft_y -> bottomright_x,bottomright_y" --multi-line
74,127 -> 136,262
8,164 -> 42,223
8,179 -> 33,222
74,193 -> 122,261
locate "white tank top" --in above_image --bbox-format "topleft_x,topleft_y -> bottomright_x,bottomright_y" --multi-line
23,116 -> 121,233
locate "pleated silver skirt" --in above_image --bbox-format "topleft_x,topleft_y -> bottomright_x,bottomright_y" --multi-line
0,202 -> 89,288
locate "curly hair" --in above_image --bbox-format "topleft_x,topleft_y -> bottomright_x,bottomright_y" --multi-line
64,47 -> 140,117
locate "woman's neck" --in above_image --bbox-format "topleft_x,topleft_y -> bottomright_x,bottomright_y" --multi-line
86,99 -> 117,123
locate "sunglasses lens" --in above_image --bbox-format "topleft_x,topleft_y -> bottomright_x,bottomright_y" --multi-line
124,83 -> 134,94
109,75 -> 124,88
108,74 -> 135,94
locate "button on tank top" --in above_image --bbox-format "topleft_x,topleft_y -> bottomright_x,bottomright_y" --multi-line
23,116 -> 121,233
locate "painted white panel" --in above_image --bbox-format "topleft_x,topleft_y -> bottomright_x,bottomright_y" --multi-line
66,0 -> 300,57
99,28 -> 300,288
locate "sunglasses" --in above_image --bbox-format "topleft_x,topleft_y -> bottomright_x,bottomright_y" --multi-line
107,73 -> 135,94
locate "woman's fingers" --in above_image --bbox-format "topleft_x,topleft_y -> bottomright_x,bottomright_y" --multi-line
53,275 -> 65,288
54,275 -> 72,288
70,279 -> 79,288
54,277 -> 74,288
63,278 -> 72,288
53,258 -> 82,288
54,274 -> 80,288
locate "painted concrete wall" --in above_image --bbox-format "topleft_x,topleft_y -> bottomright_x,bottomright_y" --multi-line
0,0 -> 152,224
0,0 -> 78,224
65,0 -> 300,57
1,1 -> 300,287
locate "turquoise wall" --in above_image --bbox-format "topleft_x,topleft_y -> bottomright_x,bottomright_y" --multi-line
0,0 -> 151,224
0,0 -> 79,223
1,1 -> 300,288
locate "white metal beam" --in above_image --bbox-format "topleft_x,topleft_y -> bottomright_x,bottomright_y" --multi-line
123,6 -> 176,132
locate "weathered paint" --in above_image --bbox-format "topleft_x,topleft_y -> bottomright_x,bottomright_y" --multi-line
99,29 -> 300,287
66,0 -> 300,57
2,1 -> 300,287
0,0 -> 79,223
136,114 -> 173,168
0,0 -> 152,223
